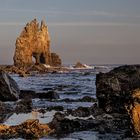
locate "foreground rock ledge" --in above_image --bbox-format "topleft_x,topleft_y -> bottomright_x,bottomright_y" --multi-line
96,65 -> 140,136
0,119 -> 53,139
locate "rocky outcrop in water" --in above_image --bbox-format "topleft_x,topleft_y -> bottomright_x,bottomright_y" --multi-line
0,119 -> 52,139
13,19 -> 61,67
96,65 -> 140,136
0,72 -> 20,101
73,62 -> 86,68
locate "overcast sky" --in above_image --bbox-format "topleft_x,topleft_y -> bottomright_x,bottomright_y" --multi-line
0,0 -> 140,64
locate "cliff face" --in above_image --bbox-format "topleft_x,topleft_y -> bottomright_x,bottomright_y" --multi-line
13,19 -> 61,67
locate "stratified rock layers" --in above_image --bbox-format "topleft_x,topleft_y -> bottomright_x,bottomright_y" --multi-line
13,19 -> 61,67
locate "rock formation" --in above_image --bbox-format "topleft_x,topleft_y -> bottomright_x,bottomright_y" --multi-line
73,62 -> 87,68
96,65 -> 140,113
96,65 -> 140,135
0,72 -> 20,101
0,119 -> 52,139
13,19 -> 61,67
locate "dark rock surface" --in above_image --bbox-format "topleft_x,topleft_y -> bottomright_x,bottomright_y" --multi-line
15,98 -> 32,113
49,110 -> 130,138
19,90 -> 36,99
59,96 -> 97,103
20,90 -> 59,100
36,91 -> 60,100
0,72 -> 20,101
96,65 -> 140,113
0,101 -> 13,123
96,65 -> 140,136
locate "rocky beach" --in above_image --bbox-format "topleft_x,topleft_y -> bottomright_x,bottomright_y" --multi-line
0,17 -> 139,140
0,64 -> 139,140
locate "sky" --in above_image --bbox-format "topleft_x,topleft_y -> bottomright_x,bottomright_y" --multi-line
0,0 -> 140,65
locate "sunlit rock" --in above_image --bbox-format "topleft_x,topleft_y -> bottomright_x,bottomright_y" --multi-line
13,19 -> 61,67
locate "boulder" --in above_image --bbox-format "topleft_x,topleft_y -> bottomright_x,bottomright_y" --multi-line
96,65 -> 140,113
37,91 -> 59,100
0,72 -> 20,101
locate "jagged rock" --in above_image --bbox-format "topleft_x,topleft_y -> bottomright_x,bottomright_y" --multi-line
96,65 -> 140,136
0,119 -> 53,139
96,65 -> 140,113
13,19 -> 61,67
73,62 -> 86,68
0,72 -> 20,101
126,89 -> 140,136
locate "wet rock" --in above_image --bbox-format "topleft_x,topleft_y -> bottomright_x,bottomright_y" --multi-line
0,101 -> 13,123
79,96 -> 97,102
96,65 -> 140,136
49,112 -> 112,136
46,106 -> 64,111
37,91 -> 59,100
96,65 -> 140,113
67,107 -> 91,117
59,96 -> 96,103
73,62 -> 87,68
0,119 -> 53,139
15,98 -> 32,113
19,90 -> 36,99
0,72 -> 20,101
66,104 -> 103,117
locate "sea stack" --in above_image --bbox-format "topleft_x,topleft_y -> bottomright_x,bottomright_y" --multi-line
13,19 -> 61,67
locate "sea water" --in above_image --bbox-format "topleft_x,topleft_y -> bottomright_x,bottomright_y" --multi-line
6,65 -> 117,140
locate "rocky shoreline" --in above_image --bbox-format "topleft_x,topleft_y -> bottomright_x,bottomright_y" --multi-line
0,65 -> 140,139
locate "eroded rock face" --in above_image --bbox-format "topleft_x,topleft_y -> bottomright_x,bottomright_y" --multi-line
96,65 -> 140,136
126,89 -> 140,135
96,65 -> 140,113
13,19 -> 61,67
0,72 -> 20,101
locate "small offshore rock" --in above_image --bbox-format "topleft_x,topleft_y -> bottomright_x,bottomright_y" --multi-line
19,90 -> 36,99
37,91 -> 59,100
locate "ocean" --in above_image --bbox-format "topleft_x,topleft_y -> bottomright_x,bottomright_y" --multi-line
4,65 -> 119,140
